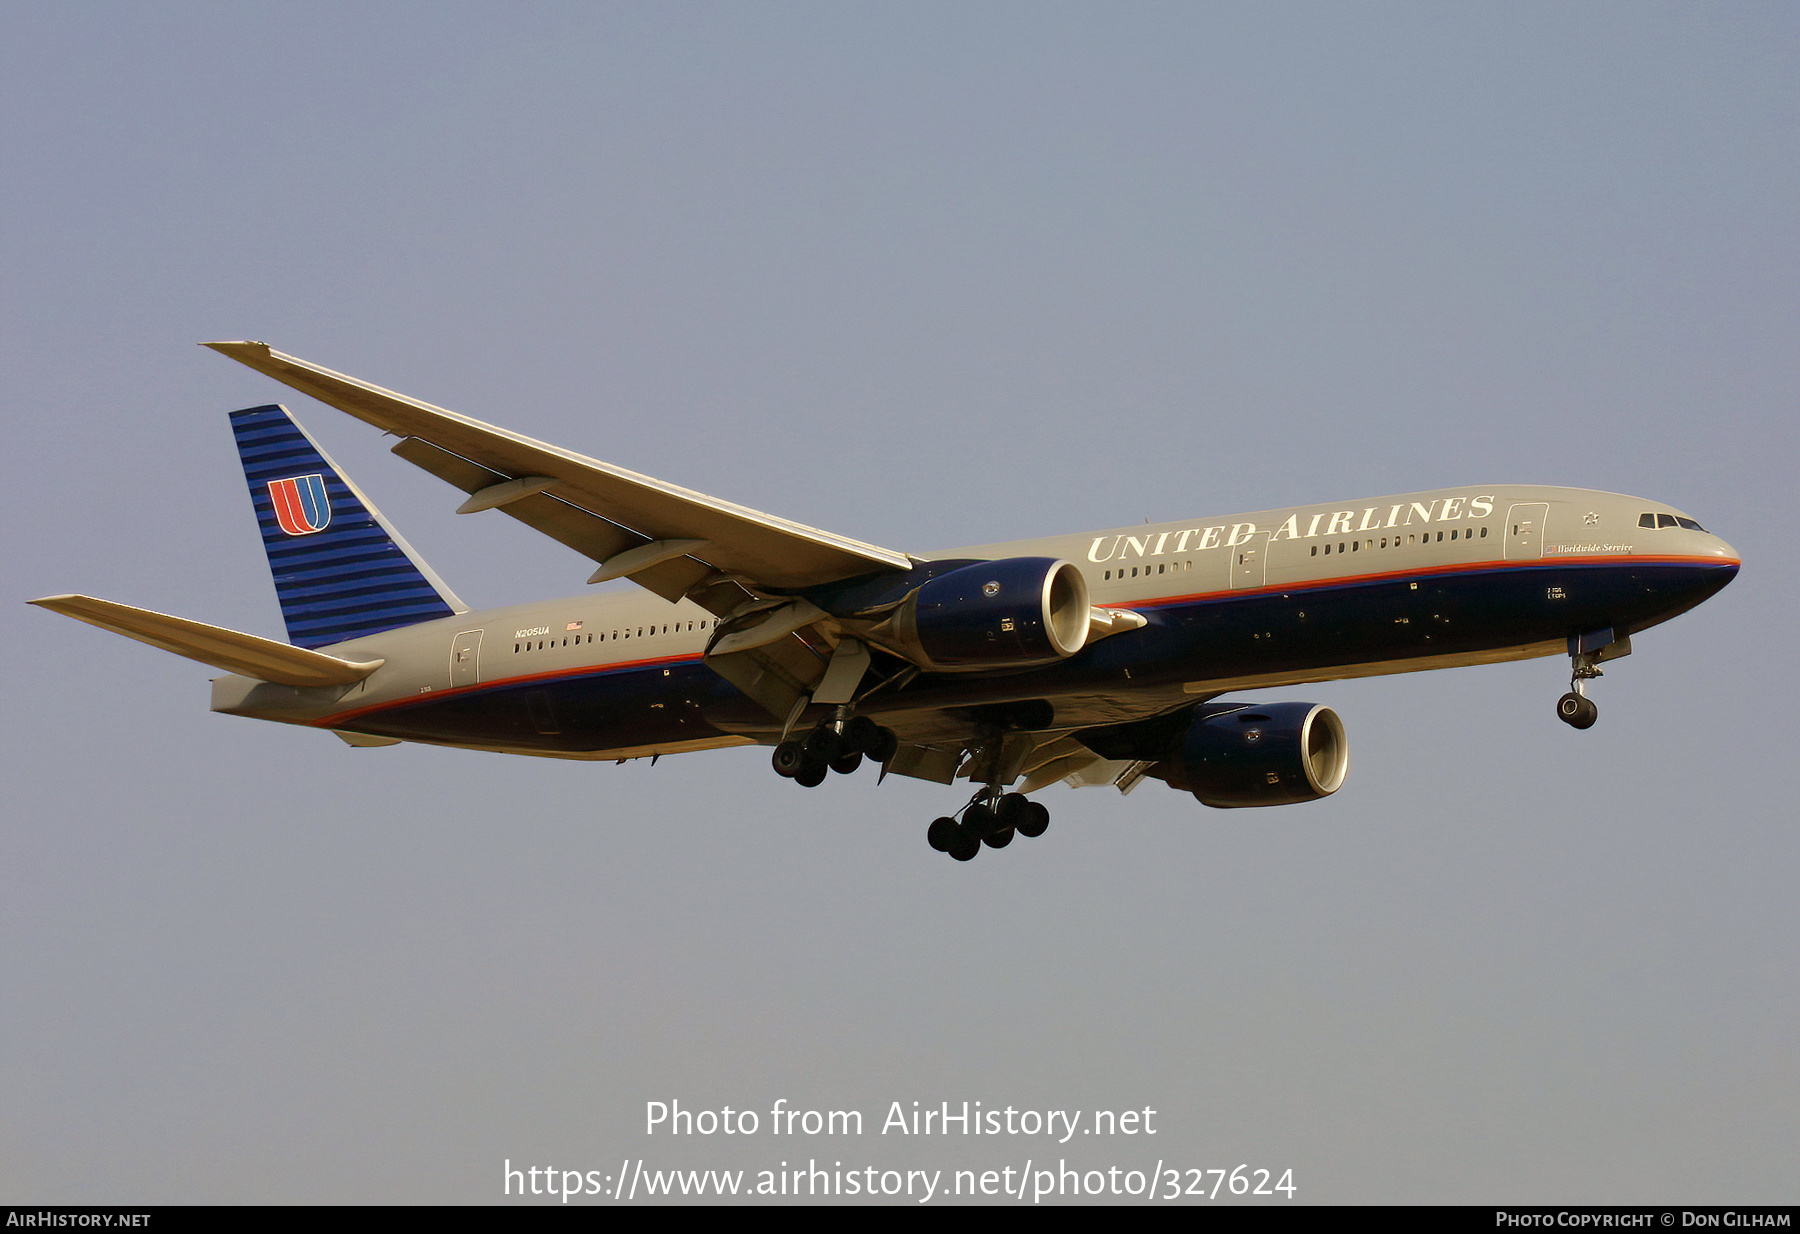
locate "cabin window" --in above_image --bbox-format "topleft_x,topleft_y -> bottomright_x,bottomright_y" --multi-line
1481,527 -> 1488,537
1351,541 -> 1358,552
1310,546 -> 1317,557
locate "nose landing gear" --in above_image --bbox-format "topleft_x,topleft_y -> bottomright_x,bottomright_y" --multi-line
1555,629 -> 1631,730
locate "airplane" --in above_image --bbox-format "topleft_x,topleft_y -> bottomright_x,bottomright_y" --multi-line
31,343 -> 1741,861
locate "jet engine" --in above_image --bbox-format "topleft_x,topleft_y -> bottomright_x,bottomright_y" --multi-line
875,557 -> 1091,671
1080,701 -> 1350,808
1154,702 -> 1349,808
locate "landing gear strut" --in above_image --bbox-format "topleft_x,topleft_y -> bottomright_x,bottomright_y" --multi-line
1555,629 -> 1633,730
1556,651 -> 1603,730
925,788 -> 1050,862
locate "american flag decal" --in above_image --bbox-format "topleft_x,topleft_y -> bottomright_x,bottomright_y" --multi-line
267,473 -> 332,535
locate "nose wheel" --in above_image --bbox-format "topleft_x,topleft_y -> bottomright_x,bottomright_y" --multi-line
1556,690 -> 1598,729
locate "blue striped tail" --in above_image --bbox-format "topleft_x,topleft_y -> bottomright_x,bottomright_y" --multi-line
230,404 -> 465,649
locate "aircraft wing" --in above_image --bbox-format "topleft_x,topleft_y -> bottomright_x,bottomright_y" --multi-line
203,342 -> 914,608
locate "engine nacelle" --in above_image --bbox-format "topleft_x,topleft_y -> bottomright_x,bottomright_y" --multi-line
1153,702 -> 1349,808
883,557 -> 1091,670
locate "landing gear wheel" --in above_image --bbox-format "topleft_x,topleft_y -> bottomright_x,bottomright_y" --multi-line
771,741 -> 806,778
1017,801 -> 1050,838
804,727 -> 845,764
963,803 -> 998,838
994,793 -> 1030,831
946,829 -> 981,861
793,758 -> 828,787
845,715 -> 880,754
982,827 -> 1015,849
1556,692 -> 1598,730
830,750 -> 864,776
869,726 -> 899,764
927,816 -> 961,852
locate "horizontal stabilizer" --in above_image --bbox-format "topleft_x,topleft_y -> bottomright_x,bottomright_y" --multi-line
28,594 -> 385,688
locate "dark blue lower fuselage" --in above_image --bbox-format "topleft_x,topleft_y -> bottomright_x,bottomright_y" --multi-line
328,557 -> 1737,753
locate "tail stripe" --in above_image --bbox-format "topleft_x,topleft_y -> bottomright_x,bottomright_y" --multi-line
230,404 -> 464,648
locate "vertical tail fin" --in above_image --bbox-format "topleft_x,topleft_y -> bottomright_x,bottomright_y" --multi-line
230,404 -> 466,649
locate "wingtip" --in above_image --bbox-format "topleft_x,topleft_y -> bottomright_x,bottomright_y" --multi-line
200,340 -> 272,356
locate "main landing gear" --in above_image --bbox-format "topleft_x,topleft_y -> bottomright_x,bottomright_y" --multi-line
770,714 -> 900,787
926,790 -> 1050,862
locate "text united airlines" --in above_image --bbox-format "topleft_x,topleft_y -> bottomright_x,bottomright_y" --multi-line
1086,493 -> 1498,561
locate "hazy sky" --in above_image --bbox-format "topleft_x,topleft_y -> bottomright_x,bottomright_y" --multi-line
3,2 -> 1795,1204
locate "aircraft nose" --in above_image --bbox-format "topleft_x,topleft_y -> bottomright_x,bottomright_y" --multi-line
1697,535 -> 1741,596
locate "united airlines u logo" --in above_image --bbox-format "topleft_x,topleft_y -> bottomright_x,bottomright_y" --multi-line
267,474 -> 332,535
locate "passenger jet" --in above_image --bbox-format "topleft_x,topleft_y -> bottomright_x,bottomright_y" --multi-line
31,344 -> 1741,860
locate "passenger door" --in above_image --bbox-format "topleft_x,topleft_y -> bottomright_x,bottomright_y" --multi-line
1504,503 -> 1548,561
1231,532 -> 1271,589
450,629 -> 483,687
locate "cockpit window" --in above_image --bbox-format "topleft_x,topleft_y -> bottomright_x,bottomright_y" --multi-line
1641,511 -> 1708,532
